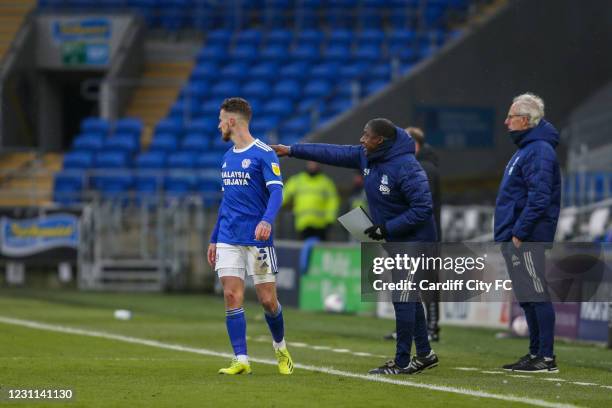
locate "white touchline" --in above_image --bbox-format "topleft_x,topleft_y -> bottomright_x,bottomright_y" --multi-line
0,316 -> 581,408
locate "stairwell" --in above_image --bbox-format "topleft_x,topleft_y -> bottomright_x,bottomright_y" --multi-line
0,153 -> 62,207
125,60 -> 194,149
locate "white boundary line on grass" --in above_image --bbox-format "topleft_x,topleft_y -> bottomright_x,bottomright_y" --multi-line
0,316 -> 580,408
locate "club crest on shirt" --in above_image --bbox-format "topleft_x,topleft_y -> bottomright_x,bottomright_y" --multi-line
271,162 -> 281,176
242,159 -> 251,169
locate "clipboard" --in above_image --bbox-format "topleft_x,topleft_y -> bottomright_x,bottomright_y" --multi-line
337,206 -> 386,243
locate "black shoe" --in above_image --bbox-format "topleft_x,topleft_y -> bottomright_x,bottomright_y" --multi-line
383,331 -> 397,340
512,356 -> 559,373
403,351 -> 439,374
502,354 -> 535,371
368,360 -> 406,375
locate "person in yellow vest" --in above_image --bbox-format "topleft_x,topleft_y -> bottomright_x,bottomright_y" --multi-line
283,161 -> 340,241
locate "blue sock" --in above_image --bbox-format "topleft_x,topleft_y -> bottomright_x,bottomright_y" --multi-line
226,308 -> 247,356
264,302 -> 285,344
533,302 -> 555,358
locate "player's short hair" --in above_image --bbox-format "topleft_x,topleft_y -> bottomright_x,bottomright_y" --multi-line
512,93 -> 545,127
405,127 -> 425,147
220,97 -> 252,122
366,118 -> 396,140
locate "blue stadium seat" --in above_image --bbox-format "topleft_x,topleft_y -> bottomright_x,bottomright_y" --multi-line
72,133 -> 104,152
211,80 -> 241,98
304,79 -> 331,98
279,133 -> 303,145
370,63 -> 392,81
114,117 -> 143,138
201,99 -> 222,116
53,170 -> 84,204
280,115 -> 311,135
182,133 -> 210,151
339,61 -> 371,79
211,137 -> 231,152
81,117 -> 110,136
155,118 -> 183,136
196,173 -> 222,207
363,79 -> 387,96
295,29 -> 325,47
220,62 -> 250,81
309,62 -> 339,80
197,45 -> 228,62
242,80 -> 271,99
234,29 -> 263,46
387,29 -> 417,47
248,62 -> 278,81
104,133 -> 140,155
357,7 -> 383,28
134,170 -> 163,198
260,44 -> 289,62
205,29 -> 233,46
263,100 -> 295,117
273,80 -> 302,100
63,151 -> 93,169
191,62 -> 218,80
323,44 -> 351,62
355,29 -> 385,46
291,44 -> 320,62
164,171 -> 196,199
180,81 -> 209,102
265,29 -> 293,46
327,29 -> 352,46
328,97 -> 352,116
135,151 -> 167,169
353,44 -> 382,60
95,170 -> 134,199
388,44 -> 417,62
149,133 -> 179,153
196,153 -> 223,169
230,45 -> 258,62
279,61 -> 311,80
251,116 -> 280,135
94,151 -> 130,168
184,117 -> 217,134
167,151 -> 197,169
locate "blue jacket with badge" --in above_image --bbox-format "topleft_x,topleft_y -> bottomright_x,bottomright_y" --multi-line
290,127 -> 437,242
494,119 -> 561,242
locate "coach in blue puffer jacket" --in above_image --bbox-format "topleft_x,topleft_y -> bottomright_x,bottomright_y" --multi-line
271,118 -> 439,375
495,93 -> 561,373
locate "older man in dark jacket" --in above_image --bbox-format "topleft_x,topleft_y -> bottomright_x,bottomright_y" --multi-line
495,93 -> 561,373
272,118 -> 439,375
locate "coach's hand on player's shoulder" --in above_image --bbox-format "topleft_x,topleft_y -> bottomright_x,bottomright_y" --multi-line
255,221 -> 272,241
270,144 -> 290,157
207,243 -> 216,267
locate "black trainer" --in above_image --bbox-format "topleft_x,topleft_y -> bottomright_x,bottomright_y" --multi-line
502,354 -> 535,371
512,356 -> 559,373
368,360 -> 405,375
403,351 -> 439,374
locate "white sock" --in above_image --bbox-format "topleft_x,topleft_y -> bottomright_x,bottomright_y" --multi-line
236,354 -> 249,363
273,339 -> 286,350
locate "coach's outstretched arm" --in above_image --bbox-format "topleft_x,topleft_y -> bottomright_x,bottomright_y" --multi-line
271,143 -> 362,169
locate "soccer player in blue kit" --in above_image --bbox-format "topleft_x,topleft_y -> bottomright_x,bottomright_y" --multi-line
207,97 -> 293,375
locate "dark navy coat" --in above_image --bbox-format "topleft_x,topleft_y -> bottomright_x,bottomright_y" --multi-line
290,127 -> 437,242
494,119 -> 561,242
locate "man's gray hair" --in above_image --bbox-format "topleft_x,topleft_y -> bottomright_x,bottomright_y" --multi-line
512,93 -> 545,127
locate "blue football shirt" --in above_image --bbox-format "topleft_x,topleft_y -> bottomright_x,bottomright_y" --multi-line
215,138 -> 283,247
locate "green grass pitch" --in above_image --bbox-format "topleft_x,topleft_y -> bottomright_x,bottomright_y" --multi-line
0,289 -> 610,407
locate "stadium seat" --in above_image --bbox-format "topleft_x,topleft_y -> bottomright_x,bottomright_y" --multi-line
167,151 -> 197,169
295,29 -> 325,47
197,45 -> 228,62
327,29 -> 353,47
196,153 -> 223,169
205,28 -> 233,46
234,29 -> 263,46
211,80 -> 241,98
309,62 -> 340,80
94,151 -> 130,168
265,29 -> 293,46
201,99 -> 222,116
279,61 -> 311,80
164,171 -> 196,199
81,117 -> 110,136
53,170 -> 84,204
273,80 -> 302,100
135,151 -> 167,169
248,62 -> 279,80
355,29 -> 385,46
279,115 -> 311,135
155,118 -> 183,136
304,80 -> 332,98
230,45 -> 258,62
291,44 -> 320,62
184,118 -> 217,134
191,63 -> 219,80
180,81 -> 210,102
196,173 -> 222,207
182,133 -> 210,151
72,133 -> 104,152
134,170 -> 163,198
95,170 -> 134,200
104,133 -> 139,155
242,80 -> 271,99
263,99 -> 295,117
339,61 -> 371,79
323,44 -> 351,62
251,116 -> 280,135
353,44 -> 382,60
220,62 -> 250,81
114,117 -> 143,137
63,151 -> 93,169
149,133 -> 179,153
363,79 -> 388,96
370,63 -> 392,81
260,44 -> 290,63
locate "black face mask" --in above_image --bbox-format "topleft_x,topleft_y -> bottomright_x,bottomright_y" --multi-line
366,137 -> 395,161
509,129 -> 530,146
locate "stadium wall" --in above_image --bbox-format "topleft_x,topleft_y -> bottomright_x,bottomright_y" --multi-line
293,0 -> 612,193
